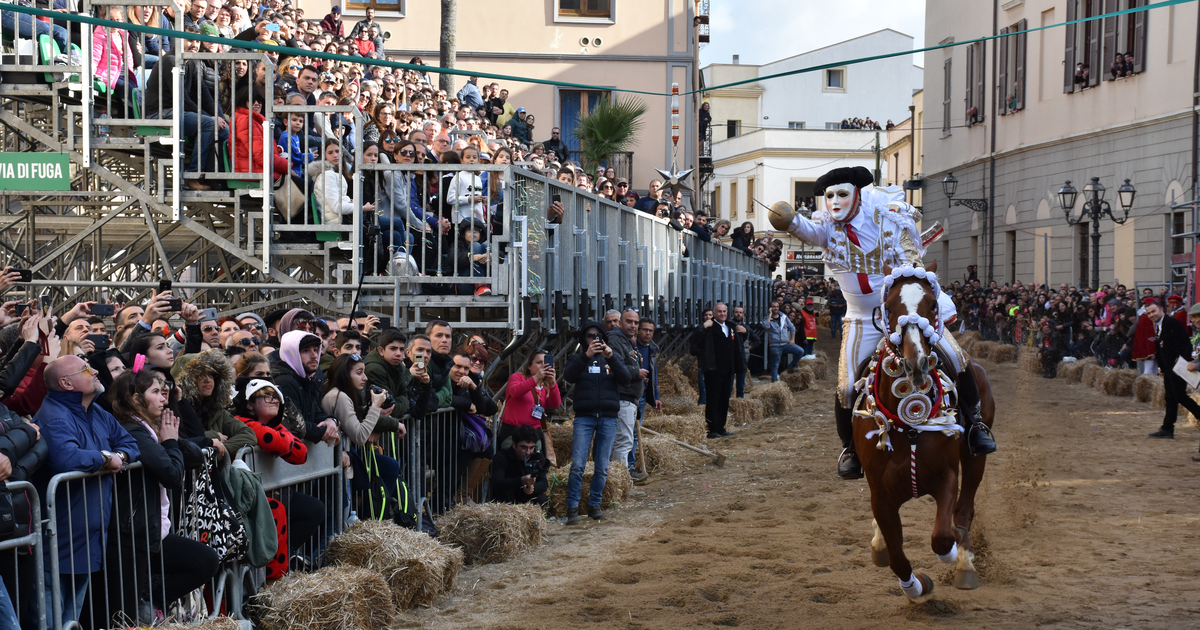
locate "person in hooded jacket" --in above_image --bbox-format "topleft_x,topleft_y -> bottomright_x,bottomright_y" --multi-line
562,321 -> 631,525
126,333 -> 224,456
174,349 -> 258,458
268,331 -> 340,445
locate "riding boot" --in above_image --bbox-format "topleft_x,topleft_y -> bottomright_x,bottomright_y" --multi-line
957,368 -> 997,456
835,395 -> 863,479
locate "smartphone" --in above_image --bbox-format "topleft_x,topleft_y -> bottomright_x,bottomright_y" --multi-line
265,22 -> 280,31
199,307 -> 218,321
85,334 -> 110,351
165,298 -> 183,312
14,304 -> 28,316
380,316 -> 392,329
39,294 -> 51,311
10,268 -> 31,283
551,194 -> 561,203
544,354 -> 554,367
90,303 -> 114,317
158,279 -> 172,294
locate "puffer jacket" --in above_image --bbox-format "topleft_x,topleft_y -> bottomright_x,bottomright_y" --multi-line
308,160 -> 355,226
606,328 -> 644,403
563,321 -> 631,418
173,350 -> 259,455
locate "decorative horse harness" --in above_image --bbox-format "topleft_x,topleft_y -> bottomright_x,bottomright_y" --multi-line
853,266 -> 965,498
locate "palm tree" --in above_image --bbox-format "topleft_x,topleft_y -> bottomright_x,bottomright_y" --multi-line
571,95 -> 647,172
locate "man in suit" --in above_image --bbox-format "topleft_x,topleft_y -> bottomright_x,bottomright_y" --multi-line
1146,300 -> 1200,439
697,303 -> 745,438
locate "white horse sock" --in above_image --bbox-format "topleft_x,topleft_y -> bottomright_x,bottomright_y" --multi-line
899,573 -> 923,599
937,542 -> 958,564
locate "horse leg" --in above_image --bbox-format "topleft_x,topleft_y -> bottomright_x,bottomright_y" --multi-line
931,469 -> 959,565
952,364 -> 993,589
872,499 -> 934,602
870,519 -> 889,567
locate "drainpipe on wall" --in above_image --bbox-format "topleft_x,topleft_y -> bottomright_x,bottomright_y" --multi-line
988,0 -> 999,285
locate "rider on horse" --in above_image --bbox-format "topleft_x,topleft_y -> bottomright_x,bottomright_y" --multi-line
769,166 -> 997,478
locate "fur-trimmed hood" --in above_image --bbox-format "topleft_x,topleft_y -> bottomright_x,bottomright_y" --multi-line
174,349 -> 236,412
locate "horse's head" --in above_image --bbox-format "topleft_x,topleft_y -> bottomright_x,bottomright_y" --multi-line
882,260 -> 941,389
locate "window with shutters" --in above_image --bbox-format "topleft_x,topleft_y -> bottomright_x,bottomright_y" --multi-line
1065,0 -> 1105,92
746,178 -> 756,217
824,68 -> 847,93
999,20 -> 1028,114
557,0 -> 612,20
714,184 -> 722,219
965,42 -> 985,126
942,59 -> 952,135
1103,0 -> 1148,80
731,181 -> 739,220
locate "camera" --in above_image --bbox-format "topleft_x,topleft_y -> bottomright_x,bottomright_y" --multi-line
370,385 -> 396,409
522,453 -> 549,478
10,268 -> 31,283
85,334 -> 110,352
165,298 -> 183,312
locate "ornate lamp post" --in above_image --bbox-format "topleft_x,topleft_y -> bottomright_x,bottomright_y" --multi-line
1058,177 -> 1136,291
941,172 -> 989,213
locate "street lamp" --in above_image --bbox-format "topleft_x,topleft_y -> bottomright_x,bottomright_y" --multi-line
1058,176 -> 1136,291
941,172 -> 989,213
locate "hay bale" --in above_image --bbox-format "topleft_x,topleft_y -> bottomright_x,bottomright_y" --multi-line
1153,378 -> 1167,408
159,618 -> 243,630
816,350 -> 829,362
640,434 -> 686,475
324,520 -> 463,610
782,365 -> 815,392
642,414 -> 707,445
547,422 -> 574,468
956,331 -> 982,354
1134,374 -> 1160,403
989,344 -> 1019,364
1058,357 -> 1097,382
749,381 -> 794,416
657,362 -> 697,401
683,361 -> 699,387
808,357 -> 828,380
973,341 -> 999,361
728,398 -> 765,425
1080,363 -> 1105,388
818,312 -> 831,329
547,461 -> 633,518
1019,348 -> 1042,375
660,396 -> 701,416
438,503 -> 546,566
1098,368 -> 1137,397
253,565 -> 396,630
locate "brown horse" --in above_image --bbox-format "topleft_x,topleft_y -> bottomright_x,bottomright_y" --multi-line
851,261 -> 995,602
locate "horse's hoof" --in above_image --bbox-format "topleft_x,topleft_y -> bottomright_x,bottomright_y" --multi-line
953,569 -> 980,590
871,547 -> 889,567
907,572 -> 936,603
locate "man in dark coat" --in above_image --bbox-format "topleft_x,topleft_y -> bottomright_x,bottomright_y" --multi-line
490,425 -> 549,506
696,303 -> 745,438
1146,300 -> 1200,439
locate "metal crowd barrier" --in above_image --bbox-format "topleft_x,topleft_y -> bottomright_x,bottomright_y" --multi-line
0,481 -> 45,630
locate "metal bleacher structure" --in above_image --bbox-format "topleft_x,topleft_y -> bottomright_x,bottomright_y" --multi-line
0,0 -> 772,360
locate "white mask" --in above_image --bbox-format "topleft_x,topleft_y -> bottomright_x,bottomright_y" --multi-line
824,183 -> 860,223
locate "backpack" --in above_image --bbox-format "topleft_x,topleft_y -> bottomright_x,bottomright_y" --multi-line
458,414 -> 492,453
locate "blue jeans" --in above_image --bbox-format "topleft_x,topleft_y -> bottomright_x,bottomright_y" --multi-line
1,12 -> 69,53
567,414 -> 617,510
628,397 -> 646,469
376,214 -> 415,250
768,344 -> 805,381
800,339 -> 814,356
697,372 -> 706,405
735,371 -> 746,398
150,110 -> 228,173
830,313 -> 844,338
41,568 -> 87,627
0,574 -> 15,630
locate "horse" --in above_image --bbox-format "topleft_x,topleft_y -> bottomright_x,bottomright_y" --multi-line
851,260 -> 996,602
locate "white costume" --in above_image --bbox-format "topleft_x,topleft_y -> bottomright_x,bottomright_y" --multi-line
783,183 -> 965,405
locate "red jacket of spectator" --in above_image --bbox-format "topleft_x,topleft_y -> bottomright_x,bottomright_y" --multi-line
230,106 -> 289,180
4,362 -> 47,417
236,415 -> 307,464
354,38 -> 375,56
500,373 -> 561,429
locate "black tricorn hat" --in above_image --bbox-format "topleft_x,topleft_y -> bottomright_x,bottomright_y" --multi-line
814,166 -> 874,196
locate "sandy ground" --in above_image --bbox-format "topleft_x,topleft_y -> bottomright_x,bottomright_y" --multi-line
397,337 -> 1200,629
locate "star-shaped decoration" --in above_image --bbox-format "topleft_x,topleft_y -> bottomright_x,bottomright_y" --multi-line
655,166 -> 695,200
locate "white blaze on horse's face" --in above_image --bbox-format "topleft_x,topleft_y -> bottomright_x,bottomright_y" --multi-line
825,183 -> 859,223
899,282 -> 930,382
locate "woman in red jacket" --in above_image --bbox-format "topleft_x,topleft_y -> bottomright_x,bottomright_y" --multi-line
499,350 -> 561,450
230,87 -> 289,182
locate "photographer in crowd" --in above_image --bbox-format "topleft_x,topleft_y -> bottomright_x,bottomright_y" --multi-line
489,425 -> 548,506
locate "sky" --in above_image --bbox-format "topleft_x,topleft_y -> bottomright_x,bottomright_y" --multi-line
699,0 -> 927,69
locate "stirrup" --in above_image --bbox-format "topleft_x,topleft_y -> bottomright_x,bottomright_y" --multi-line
967,422 -> 997,456
837,448 -> 863,480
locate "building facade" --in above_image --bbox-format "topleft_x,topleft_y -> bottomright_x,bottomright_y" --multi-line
314,0 -> 702,190
921,0 -> 1197,290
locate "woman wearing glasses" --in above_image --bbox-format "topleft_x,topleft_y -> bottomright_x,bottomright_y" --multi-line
176,349 -> 258,460
379,140 -> 441,248
216,316 -> 247,348
363,103 -> 395,144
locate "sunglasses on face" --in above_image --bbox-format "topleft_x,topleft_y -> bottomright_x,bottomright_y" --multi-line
236,337 -> 258,347
201,324 -> 219,332
398,149 -> 415,157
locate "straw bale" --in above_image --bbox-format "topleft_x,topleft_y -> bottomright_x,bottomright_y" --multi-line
818,312 -> 831,329
547,422 -> 575,468
1153,378 -> 1166,408
547,461 -> 633,517
640,435 -> 686,475
728,398 -> 765,425
660,396 -> 701,416
749,381 -> 794,416
1057,357 -> 1098,382
158,617 -> 243,630
956,331 -> 982,354
253,565 -> 396,630
1080,363 -> 1105,388
438,503 -> 546,566
989,344 -> 1019,364
324,520 -> 463,610
683,361 -> 699,386
1133,374 -> 1161,403
973,341 -> 999,361
1098,368 -> 1138,397
808,357 -> 828,380
642,414 -> 707,445
816,350 -> 829,362
1019,348 -> 1043,375
782,365 -> 815,392
656,362 -> 697,401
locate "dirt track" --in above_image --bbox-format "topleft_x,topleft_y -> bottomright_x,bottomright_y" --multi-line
399,337 -> 1200,629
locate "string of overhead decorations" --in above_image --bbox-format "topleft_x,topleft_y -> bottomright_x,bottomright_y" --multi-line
0,0 -> 1190,97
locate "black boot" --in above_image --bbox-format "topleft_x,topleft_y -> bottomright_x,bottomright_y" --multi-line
834,396 -> 862,479
958,369 -> 997,456
837,448 -> 863,480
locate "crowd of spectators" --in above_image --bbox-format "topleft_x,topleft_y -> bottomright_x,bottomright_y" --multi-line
838,117 -> 884,130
